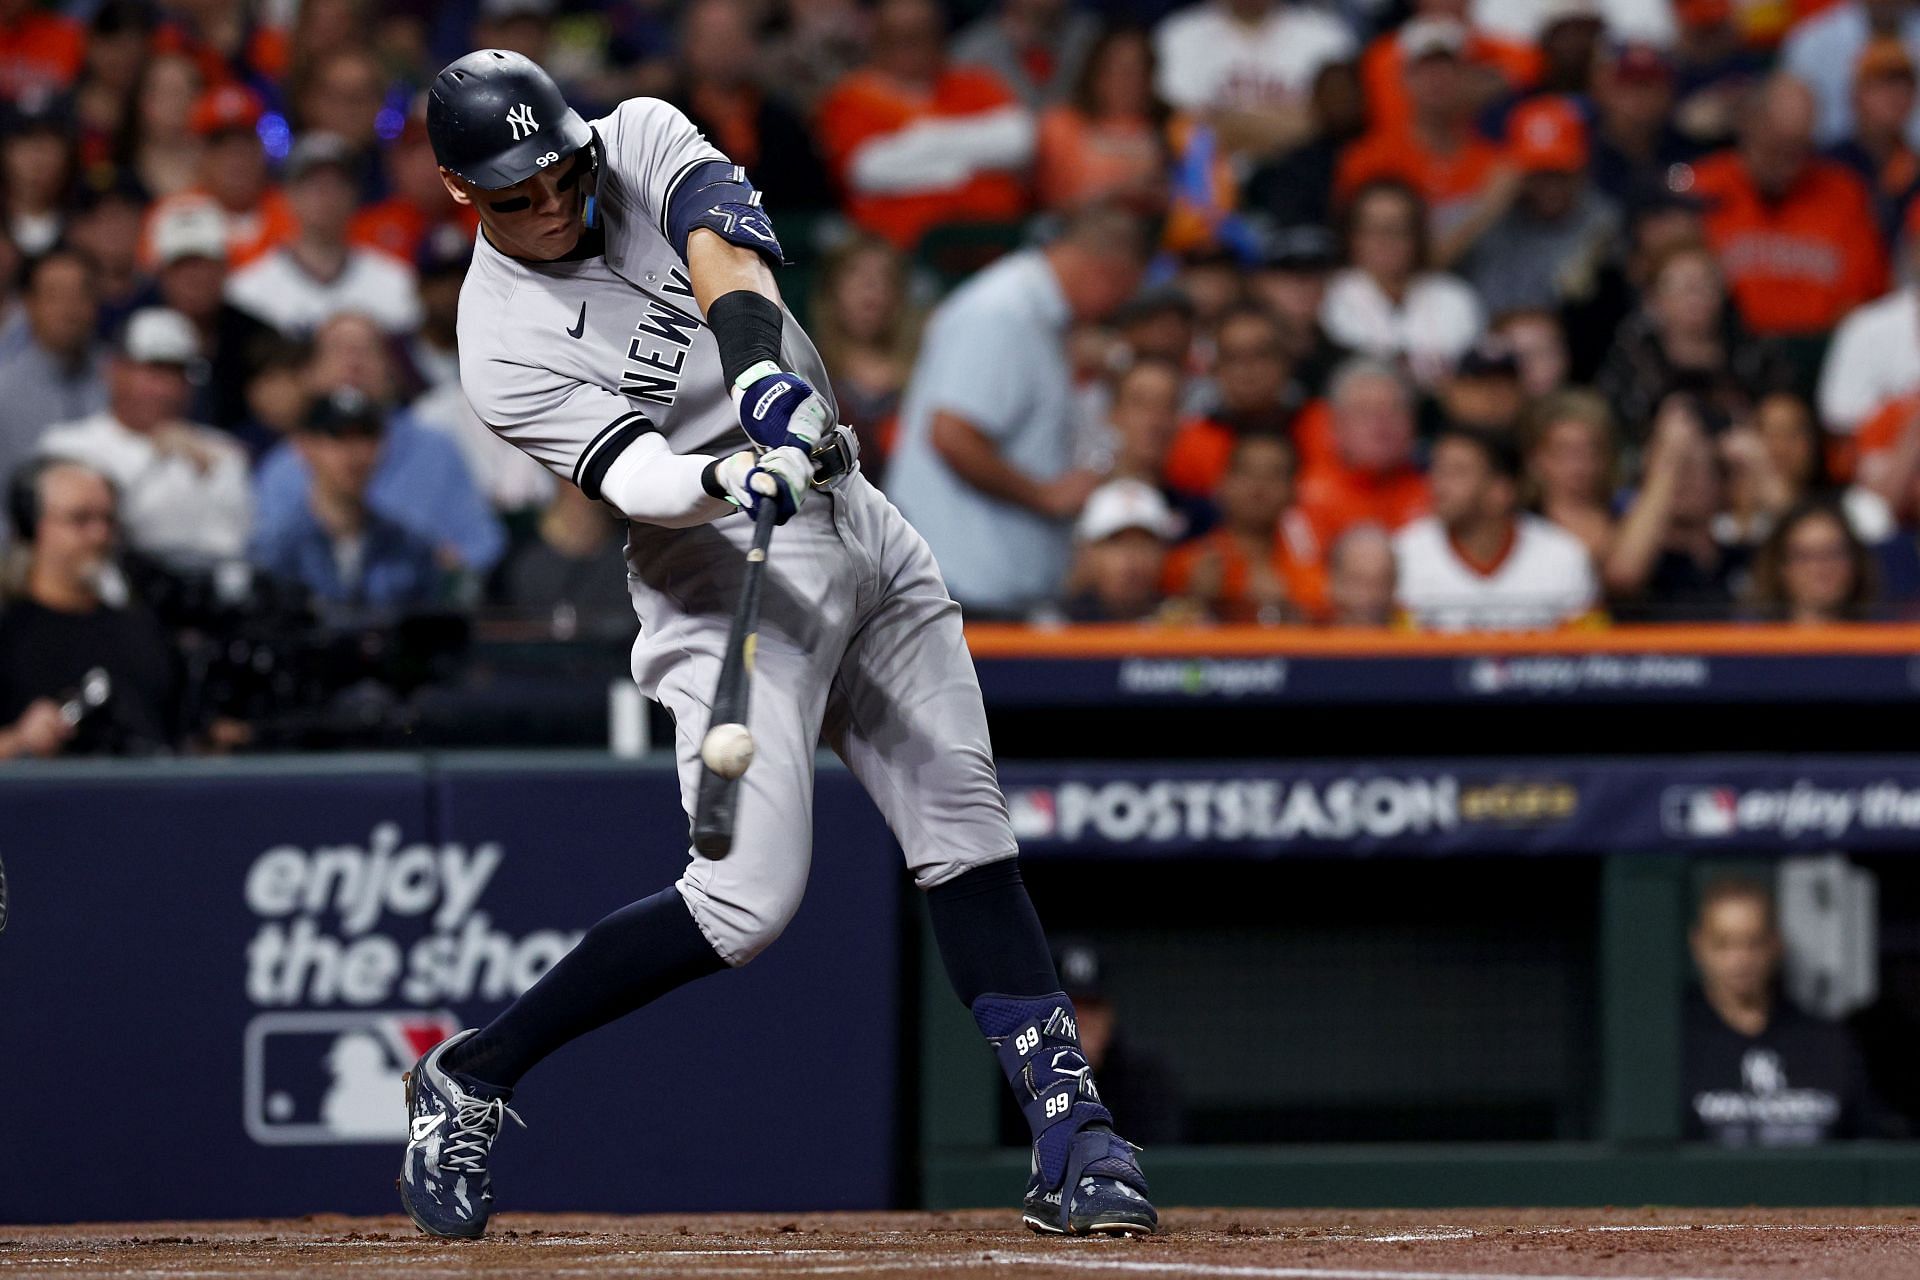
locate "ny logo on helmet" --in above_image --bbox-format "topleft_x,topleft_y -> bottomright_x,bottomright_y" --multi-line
506,103 -> 538,141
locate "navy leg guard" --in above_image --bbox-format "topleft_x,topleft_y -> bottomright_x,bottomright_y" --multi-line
971,991 -> 1157,1235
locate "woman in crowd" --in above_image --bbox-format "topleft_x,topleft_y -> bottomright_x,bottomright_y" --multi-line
1320,178 -> 1483,388
120,52 -> 204,200
1034,25 -> 1169,215
1594,241 -> 1791,447
1605,395 -> 1751,621
73,1 -> 155,180
809,234 -> 924,483
1747,500 -> 1879,624
1523,388 -> 1619,563
1751,391 -> 1895,543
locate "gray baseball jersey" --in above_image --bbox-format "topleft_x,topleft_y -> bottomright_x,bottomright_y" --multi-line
455,97 -> 1017,965
458,97 -> 836,481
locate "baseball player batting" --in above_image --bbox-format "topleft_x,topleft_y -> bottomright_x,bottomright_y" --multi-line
397,50 -> 1157,1239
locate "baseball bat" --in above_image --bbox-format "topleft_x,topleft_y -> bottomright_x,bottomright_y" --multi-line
691,498 -> 780,858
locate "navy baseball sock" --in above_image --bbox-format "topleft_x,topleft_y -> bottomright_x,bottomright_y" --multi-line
441,887 -> 725,1089
925,859 -> 1058,1006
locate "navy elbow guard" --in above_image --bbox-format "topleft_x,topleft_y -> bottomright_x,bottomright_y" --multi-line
665,161 -> 785,265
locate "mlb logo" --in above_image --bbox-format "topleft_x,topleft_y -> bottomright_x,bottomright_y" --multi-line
244,1010 -> 458,1145
1007,788 -> 1058,840
1663,787 -> 1738,837
1462,659 -> 1506,694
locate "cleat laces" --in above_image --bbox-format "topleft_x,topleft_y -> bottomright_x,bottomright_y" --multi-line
441,1095 -> 525,1174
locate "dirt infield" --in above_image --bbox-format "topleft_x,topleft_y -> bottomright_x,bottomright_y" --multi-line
6,1208 -> 1920,1279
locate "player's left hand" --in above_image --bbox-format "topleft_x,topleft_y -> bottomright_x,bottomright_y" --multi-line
712,446 -> 812,524
731,360 -> 831,452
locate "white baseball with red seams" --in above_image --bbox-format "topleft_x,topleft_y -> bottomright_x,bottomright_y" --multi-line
699,722 -> 753,779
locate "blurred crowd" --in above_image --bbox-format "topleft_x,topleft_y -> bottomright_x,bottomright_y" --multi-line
11,0 -> 1920,752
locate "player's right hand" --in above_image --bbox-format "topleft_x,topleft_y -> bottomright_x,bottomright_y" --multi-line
712,447 -> 812,524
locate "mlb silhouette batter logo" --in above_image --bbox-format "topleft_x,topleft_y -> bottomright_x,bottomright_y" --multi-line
245,1010 -> 460,1145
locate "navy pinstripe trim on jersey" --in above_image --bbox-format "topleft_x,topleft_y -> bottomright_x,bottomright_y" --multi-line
659,156 -> 715,238
574,411 -> 657,501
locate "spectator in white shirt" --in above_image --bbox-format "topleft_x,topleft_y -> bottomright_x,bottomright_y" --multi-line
225,133 -> 422,337
37,308 -> 251,567
1817,259 -> 1920,433
1153,0 -> 1357,160
1474,0 -> 1676,50
1321,178 -> 1484,387
1395,425 -> 1600,630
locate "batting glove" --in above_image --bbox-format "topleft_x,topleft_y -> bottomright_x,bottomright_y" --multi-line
711,446 -> 812,524
731,360 -> 832,452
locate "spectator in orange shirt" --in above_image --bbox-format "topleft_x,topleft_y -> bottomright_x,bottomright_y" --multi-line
0,0 -> 85,102
153,0 -> 287,91
1691,73 -> 1888,337
1842,389 -> 1920,524
815,0 -> 1034,248
1336,16 -> 1505,243
1165,433 -> 1326,622
1034,25 -> 1170,215
350,114 -> 480,267
141,84 -> 297,272
1163,304 -> 1305,499
1294,356 -> 1430,555
1359,0 -> 1540,138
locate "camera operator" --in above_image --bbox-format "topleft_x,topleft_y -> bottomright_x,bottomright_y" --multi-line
0,458 -> 178,757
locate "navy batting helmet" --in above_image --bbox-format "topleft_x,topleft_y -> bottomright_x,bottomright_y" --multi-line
427,49 -> 592,190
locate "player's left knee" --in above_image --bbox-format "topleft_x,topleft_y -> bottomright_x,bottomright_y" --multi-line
680,881 -> 805,967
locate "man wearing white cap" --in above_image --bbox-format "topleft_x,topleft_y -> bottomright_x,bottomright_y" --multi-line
151,201 -> 276,436
225,134 -> 423,337
1057,476 -> 1185,622
37,308 -> 252,566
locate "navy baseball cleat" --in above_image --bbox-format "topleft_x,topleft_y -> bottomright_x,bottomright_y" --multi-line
398,1029 -> 524,1239
1021,1120 -> 1158,1236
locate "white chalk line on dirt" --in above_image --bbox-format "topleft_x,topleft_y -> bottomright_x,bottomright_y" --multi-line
8,1253 -> 1829,1280
972,1256 -> 1825,1280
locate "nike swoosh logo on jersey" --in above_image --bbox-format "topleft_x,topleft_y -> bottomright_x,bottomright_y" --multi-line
566,301 -> 586,339
410,1113 -> 444,1142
